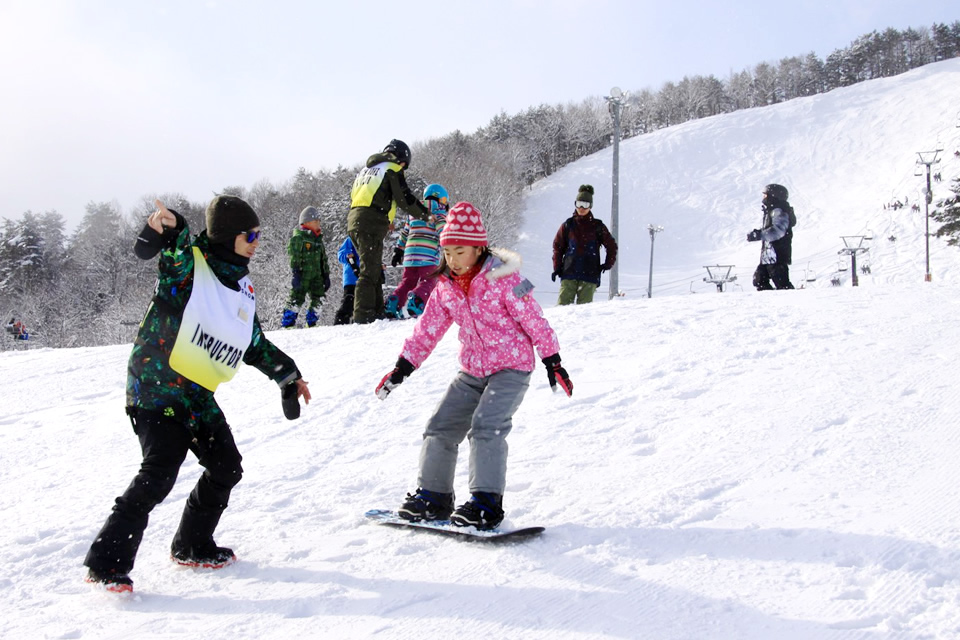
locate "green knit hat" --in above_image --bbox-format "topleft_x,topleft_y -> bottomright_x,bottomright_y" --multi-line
205,195 -> 260,245
576,184 -> 594,206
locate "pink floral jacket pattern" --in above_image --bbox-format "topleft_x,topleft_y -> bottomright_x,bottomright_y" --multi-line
401,248 -> 560,378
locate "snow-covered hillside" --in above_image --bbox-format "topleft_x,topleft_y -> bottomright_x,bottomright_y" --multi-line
519,58 -> 960,301
3,61 -> 960,639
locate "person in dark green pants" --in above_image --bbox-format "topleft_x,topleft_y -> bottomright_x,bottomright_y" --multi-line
552,185 -> 618,305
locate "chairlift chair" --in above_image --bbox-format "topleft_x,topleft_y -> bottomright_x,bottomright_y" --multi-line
702,265 -> 737,293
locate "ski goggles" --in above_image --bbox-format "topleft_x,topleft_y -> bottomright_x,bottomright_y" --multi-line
241,230 -> 262,243
425,196 -> 449,212
575,200 -> 592,209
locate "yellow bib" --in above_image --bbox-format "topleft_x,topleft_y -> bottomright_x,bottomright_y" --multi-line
169,247 -> 256,391
350,161 -> 401,222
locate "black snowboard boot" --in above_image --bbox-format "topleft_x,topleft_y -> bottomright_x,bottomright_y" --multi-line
451,492 -> 504,530
85,567 -> 134,593
171,543 -> 236,569
398,488 -> 454,522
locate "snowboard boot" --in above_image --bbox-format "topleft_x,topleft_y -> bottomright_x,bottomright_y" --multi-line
405,293 -> 425,318
384,294 -> 402,319
451,492 -> 504,530
281,309 -> 298,328
398,488 -> 454,522
306,308 -> 319,328
85,568 -> 134,594
171,544 -> 236,569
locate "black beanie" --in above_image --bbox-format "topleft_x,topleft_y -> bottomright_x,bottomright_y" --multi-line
205,195 -> 260,245
576,184 -> 594,205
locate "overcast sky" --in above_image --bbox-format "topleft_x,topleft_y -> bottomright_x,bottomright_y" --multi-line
1,0 -> 957,228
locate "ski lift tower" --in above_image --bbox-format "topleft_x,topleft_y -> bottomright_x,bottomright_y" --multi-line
916,149 -> 942,282
838,236 -> 869,287
703,265 -> 737,292
605,87 -> 627,299
647,224 -> 663,298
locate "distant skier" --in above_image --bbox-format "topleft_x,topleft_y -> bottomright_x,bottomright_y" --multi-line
384,183 -> 449,319
375,202 -> 573,531
747,183 -> 796,291
6,317 -> 28,340
551,185 -> 618,305
83,196 -> 312,594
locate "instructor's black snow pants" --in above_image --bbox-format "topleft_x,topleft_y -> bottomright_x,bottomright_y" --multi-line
753,263 -> 794,291
84,410 -> 243,575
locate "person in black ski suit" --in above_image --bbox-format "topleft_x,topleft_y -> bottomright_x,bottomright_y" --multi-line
747,184 -> 795,291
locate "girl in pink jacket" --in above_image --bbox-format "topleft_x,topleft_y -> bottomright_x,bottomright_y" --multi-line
375,201 -> 573,530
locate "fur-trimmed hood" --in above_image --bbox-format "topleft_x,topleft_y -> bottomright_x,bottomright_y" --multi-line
484,247 -> 522,281
401,245 -> 559,378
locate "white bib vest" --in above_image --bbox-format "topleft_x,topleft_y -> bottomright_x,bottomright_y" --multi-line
169,247 -> 256,391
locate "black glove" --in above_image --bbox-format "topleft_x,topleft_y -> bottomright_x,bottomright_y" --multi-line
281,380 -> 301,420
600,264 -> 611,273
551,271 -> 559,282
323,273 -> 331,292
347,254 -> 360,278
391,247 -> 404,267
747,229 -> 762,242
291,268 -> 302,288
542,353 -> 573,397
376,357 -> 415,400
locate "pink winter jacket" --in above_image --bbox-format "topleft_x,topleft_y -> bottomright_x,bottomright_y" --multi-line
401,248 -> 560,378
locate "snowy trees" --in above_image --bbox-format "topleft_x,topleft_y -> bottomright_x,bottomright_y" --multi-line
0,210 -> 68,348
933,178 -> 960,247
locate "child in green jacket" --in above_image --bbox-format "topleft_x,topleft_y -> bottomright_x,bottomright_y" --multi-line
282,206 -> 331,328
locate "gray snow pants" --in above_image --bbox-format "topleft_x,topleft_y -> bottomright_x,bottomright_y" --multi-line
418,368 -> 532,496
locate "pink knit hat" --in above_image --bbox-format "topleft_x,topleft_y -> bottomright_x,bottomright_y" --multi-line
440,201 -> 488,247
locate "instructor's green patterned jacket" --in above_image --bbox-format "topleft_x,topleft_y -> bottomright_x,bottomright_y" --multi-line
127,212 -> 299,435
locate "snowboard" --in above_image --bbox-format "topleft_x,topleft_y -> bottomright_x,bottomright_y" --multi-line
364,509 -> 544,542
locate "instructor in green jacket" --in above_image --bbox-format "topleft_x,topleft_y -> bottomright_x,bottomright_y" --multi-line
347,139 -> 431,324
83,196 -> 311,594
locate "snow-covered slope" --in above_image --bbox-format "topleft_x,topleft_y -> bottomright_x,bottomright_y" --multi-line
519,58 -> 960,300
3,61 -> 960,639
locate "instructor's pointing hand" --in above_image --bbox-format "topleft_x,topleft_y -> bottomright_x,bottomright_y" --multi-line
148,199 -> 176,234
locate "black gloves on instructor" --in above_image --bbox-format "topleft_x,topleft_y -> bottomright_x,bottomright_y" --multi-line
281,376 -> 311,420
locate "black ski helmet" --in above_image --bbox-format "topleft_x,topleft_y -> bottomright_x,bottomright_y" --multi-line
383,139 -> 412,167
763,183 -> 789,201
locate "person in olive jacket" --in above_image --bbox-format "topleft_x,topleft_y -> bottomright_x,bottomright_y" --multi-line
347,139 -> 431,324
551,185 -> 618,305
83,196 -> 311,594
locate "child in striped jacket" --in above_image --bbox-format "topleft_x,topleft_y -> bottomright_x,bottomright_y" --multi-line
384,183 -> 448,319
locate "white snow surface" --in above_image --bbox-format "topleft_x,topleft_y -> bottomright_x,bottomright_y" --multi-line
3,60 -> 960,639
